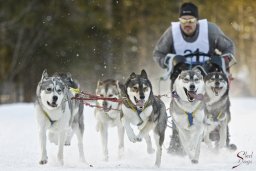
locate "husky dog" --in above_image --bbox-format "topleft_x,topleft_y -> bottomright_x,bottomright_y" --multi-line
120,70 -> 167,167
204,72 -> 237,150
35,70 -> 86,165
94,79 -> 124,161
170,69 -> 205,164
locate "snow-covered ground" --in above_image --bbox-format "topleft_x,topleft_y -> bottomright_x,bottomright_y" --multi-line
0,98 -> 255,171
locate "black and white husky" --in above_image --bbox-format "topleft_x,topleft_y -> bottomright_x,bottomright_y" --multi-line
204,72 -> 237,150
94,79 -> 124,161
120,70 -> 167,167
35,70 -> 88,166
170,69 -> 205,164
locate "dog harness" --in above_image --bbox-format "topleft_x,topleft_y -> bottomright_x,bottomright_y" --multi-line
208,111 -> 224,122
172,91 -> 202,127
43,110 -> 57,126
182,104 -> 201,127
122,97 -> 151,126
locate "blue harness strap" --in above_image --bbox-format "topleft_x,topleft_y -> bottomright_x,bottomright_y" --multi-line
186,112 -> 194,126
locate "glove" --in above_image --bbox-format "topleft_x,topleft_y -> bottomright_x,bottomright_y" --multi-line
164,53 -> 176,68
221,53 -> 237,68
161,54 -> 176,80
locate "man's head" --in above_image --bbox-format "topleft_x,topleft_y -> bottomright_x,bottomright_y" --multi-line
179,2 -> 198,36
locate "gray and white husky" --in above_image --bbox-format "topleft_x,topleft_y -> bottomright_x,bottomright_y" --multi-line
170,69 -> 205,164
204,72 -> 237,150
94,79 -> 124,161
120,70 -> 167,167
35,70 -> 87,165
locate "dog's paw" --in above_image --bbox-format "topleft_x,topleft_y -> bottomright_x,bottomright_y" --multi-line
58,159 -> 64,166
39,160 -> 48,165
103,155 -> 109,162
65,141 -> 71,146
118,147 -> 124,159
136,137 -> 142,142
228,144 -> 237,151
191,159 -> 198,164
128,135 -> 137,143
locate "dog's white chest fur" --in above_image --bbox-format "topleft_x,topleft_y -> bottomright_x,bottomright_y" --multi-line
173,109 -> 204,131
122,105 -> 153,126
95,109 -> 121,127
36,101 -> 71,130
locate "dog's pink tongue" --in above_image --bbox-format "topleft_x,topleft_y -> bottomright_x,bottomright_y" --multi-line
136,100 -> 145,107
195,94 -> 204,100
188,92 -> 204,100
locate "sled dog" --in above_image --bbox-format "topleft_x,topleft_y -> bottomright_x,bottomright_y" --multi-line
94,79 -> 124,161
170,69 -> 205,163
120,70 -> 167,167
35,70 -> 87,165
204,72 -> 237,150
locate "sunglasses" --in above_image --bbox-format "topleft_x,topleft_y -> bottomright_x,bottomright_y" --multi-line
179,18 -> 197,24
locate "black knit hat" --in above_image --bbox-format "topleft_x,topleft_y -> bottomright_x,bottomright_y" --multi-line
179,2 -> 198,18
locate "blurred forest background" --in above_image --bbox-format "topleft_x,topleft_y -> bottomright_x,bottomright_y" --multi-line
0,0 -> 255,103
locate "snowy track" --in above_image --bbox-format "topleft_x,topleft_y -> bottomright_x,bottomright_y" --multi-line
0,98 -> 255,171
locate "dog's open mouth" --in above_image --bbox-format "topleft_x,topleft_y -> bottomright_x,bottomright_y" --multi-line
103,106 -> 112,112
211,87 -> 223,96
184,88 -> 197,102
47,101 -> 57,108
134,97 -> 145,109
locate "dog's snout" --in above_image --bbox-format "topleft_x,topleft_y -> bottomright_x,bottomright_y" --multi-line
52,96 -> 58,101
189,84 -> 195,90
215,81 -> 220,86
140,94 -> 145,100
103,101 -> 108,107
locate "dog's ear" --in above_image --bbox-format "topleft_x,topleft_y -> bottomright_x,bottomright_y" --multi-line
97,80 -> 103,88
116,81 -> 123,94
193,67 -> 207,77
41,69 -> 48,81
66,72 -> 72,78
130,72 -> 136,79
118,83 -> 126,96
178,70 -> 186,79
141,69 -> 148,79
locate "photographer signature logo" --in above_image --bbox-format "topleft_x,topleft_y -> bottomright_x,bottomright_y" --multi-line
232,151 -> 253,169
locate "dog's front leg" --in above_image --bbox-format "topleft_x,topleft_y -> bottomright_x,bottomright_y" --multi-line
122,118 -> 137,143
153,133 -> 162,167
99,124 -> 109,161
39,128 -> 48,164
203,126 -> 214,148
218,119 -> 228,149
144,134 -> 155,154
57,131 -> 66,165
117,124 -> 124,159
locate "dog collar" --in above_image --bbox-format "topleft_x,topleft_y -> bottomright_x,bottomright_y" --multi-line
69,87 -> 80,94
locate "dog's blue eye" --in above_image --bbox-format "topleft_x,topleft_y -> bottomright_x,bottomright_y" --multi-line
57,89 -> 61,93
194,78 -> 199,82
